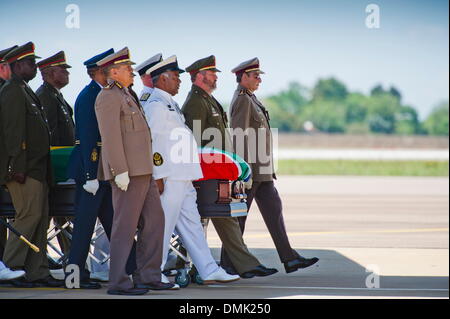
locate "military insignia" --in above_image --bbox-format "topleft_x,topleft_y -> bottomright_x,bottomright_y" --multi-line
140,93 -> 150,102
167,104 -> 175,111
21,142 -> 26,150
238,89 -> 246,96
153,152 -> 163,166
91,148 -> 98,162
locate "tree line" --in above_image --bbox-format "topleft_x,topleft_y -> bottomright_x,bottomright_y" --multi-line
262,78 -> 449,136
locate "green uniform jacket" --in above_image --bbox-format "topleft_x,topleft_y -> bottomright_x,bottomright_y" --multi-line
230,85 -> 275,182
36,82 -> 75,146
0,74 -> 52,185
182,84 -> 233,153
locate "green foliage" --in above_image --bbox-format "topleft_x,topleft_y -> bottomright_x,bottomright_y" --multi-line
312,78 -> 348,101
263,78 -> 443,135
301,100 -> 347,133
423,102 -> 449,136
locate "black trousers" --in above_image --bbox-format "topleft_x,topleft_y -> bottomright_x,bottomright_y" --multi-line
221,181 -> 296,267
67,182 -> 137,281
0,218 -> 6,259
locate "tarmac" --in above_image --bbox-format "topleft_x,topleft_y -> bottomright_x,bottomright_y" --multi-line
1,176 -> 448,299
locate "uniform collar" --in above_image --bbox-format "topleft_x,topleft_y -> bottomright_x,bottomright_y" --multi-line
44,81 -> 61,94
142,85 -> 154,94
153,87 -> 176,105
237,84 -> 253,96
94,80 -> 104,88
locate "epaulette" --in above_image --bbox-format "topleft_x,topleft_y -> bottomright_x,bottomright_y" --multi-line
104,81 -> 123,90
238,89 -> 252,96
194,89 -> 208,98
140,93 -> 151,102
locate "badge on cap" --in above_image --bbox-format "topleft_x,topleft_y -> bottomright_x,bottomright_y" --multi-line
153,152 -> 163,166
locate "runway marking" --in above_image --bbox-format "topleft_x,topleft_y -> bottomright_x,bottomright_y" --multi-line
208,227 -> 449,240
207,285 -> 449,292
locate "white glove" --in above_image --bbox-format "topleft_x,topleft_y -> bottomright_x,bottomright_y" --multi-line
115,172 -> 130,192
83,179 -> 99,196
244,178 -> 253,190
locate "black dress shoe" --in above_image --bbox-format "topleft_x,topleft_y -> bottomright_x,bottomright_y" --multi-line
107,288 -> 149,296
241,265 -> 279,279
9,278 -> 36,288
32,276 -> 65,287
284,256 -> 319,273
135,281 -> 178,290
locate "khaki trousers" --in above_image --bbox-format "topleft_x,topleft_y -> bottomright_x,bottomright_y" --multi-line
109,175 -> 165,291
212,217 -> 260,274
3,177 -> 50,281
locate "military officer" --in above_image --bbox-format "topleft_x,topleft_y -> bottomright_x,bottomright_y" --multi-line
229,58 -> 319,273
0,42 -> 63,287
35,51 -> 75,259
36,51 -> 75,146
141,55 -> 240,285
135,53 -> 162,101
0,46 -> 17,89
0,45 -> 18,259
182,55 -> 278,278
95,48 -> 170,295
66,48 -> 137,289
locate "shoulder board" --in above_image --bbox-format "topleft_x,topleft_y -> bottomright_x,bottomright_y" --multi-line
104,82 -> 115,90
238,89 -> 252,97
104,81 -> 123,90
193,90 -> 208,99
140,93 -> 151,102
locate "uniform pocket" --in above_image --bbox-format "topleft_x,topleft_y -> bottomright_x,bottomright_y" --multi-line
131,112 -> 147,132
121,114 -> 134,132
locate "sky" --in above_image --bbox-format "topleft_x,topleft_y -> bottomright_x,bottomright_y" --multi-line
1,0 -> 448,120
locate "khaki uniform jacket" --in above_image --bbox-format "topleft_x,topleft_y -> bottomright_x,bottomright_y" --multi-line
182,84 -> 233,153
0,74 -> 52,185
95,81 -> 153,181
230,85 -> 275,182
36,82 -> 75,146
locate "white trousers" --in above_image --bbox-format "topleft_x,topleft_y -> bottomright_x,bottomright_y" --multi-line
160,179 -> 218,279
89,221 -> 110,273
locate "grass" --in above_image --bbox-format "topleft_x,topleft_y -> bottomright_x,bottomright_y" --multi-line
276,160 -> 449,176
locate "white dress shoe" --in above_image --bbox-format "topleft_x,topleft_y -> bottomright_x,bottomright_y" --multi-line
161,273 -> 180,289
0,268 -> 26,281
202,267 -> 240,284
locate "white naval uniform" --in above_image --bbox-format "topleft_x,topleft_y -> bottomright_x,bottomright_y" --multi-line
142,88 -> 219,279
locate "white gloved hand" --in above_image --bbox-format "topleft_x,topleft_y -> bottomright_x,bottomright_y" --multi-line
83,179 -> 99,196
115,171 -> 130,192
244,178 -> 253,190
